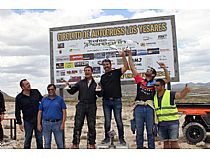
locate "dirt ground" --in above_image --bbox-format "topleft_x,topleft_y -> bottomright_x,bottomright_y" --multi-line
2,101 -> 210,149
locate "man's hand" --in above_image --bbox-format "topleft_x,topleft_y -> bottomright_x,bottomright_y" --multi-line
157,61 -> 167,69
0,114 -> 4,122
95,83 -> 102,91
19,124 -> 24,132
37,124 -> 42,132
60,123 -> 65,130
184,84 -> 190,93
118,50 -> 126,57
64,82 -> 71,89
127,49 -> 132,56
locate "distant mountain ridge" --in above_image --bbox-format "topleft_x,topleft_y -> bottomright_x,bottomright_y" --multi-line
0,90 -> 15,102
1,82 -> 210,101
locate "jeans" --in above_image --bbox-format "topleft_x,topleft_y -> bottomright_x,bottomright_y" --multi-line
23,119 -> 43,149
158,123 -> 179,141
103,98 -> 124,140
72,102 -> 96,145
134,105 -> 155,149
42,120 -> 64,149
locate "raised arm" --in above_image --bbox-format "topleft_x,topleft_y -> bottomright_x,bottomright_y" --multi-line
157,61 -> 170,84
65,82 -> 79,95
175,84 -> 190,99
128,50 -> 138,77
119,50 -> 129,74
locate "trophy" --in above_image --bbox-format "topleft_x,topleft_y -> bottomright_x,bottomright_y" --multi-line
109,40 -> 133,55
94,78 -> 102,91
108,130 -> 116,149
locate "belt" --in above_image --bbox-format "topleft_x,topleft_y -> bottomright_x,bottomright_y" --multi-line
79,100 -> 95,104
134,100 -> 154,109
45,119 -> 61,122
104,98 -> 119,101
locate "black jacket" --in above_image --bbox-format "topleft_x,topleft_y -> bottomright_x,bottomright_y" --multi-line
67,78 -> 102,104
15,89 -> 43,125
0,91 -> 5,114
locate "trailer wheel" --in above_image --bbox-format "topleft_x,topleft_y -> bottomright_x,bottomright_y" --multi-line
183,122 -> 206,145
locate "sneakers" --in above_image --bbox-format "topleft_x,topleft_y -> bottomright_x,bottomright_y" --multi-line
119,139 -> 126,145
71,144 -> 79,149
101,138 -> 110,144
87,144 -> 96,149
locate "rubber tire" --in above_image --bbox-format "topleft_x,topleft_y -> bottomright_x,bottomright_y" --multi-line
183,122 -> 206,145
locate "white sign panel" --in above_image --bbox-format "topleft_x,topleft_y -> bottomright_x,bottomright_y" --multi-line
50,15 -> 179,86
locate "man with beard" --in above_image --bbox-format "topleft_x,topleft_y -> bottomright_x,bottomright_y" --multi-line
100,50 -> 129,145
128,50 -> 170,149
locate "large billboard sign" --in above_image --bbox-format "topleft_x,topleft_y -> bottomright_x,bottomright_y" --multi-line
50,15 -> 179,87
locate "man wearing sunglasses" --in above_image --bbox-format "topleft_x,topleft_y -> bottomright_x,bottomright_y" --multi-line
37,84 -> 67,149
154,79 -> 190,149
128,50 -> 170,149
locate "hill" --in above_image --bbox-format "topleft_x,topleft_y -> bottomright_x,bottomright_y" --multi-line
1,82 -> 210,102
0,90 -> 15,102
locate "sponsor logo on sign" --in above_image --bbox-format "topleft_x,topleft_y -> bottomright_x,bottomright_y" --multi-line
74,61 -> 89,67
143,36 -> 152,41
93,67 -> 101,74
64,62 -> 74,68
146,42 -> 156,45
160,48 -> 170,52
57,43 -> 64,48
147,48 -> 160,55
158,34 -> 167,40
83,53 -> 94,60
56,63 -> 64,69
56,56 -> 69,62
137,49 -> 147,55
68,76 -> 81,82
70,54 -> 83,61
66,70 -> 78,74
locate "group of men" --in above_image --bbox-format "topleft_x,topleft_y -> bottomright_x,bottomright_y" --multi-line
0,49 -> 189,149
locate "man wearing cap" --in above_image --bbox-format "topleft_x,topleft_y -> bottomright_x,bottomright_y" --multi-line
100,50 -> 129,145
128,50 -> 170,149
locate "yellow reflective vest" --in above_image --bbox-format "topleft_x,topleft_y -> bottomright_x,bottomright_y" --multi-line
154,90 -> 179,122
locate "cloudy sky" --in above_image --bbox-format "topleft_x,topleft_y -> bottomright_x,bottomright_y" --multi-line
0,1 -> 210,97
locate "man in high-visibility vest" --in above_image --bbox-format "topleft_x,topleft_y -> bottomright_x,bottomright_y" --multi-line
154,79 -> 190,149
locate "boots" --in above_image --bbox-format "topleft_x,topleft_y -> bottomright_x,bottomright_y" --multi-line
87,144 -> 96,149
71,144 -> 79,149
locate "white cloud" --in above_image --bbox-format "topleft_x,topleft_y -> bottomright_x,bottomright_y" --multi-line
130,9 -> 210,83
0,9 -> 128,97
1,9 -> 210,97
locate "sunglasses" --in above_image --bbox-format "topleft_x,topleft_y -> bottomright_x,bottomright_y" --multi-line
47,88 -> 55,91
154,84 -> 161,87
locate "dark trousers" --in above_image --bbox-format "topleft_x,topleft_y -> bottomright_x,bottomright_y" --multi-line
23,119 -> 43,149
0,122 -> 3,142
72,102 -> 97,145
